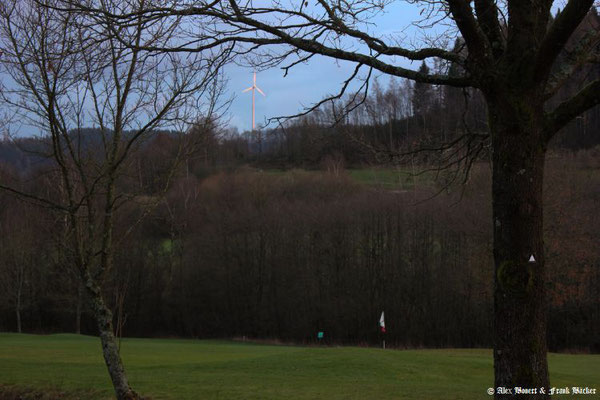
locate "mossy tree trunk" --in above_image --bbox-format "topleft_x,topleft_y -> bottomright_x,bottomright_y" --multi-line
85,272 -> 140,400
488,95 -> 549,399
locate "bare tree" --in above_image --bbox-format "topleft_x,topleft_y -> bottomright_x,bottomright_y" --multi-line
67,0 -> 600,397
0,1 -> 229,398
0,198 -> 38,334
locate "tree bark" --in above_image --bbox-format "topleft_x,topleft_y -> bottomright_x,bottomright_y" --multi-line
16,267 -> 23,334
16,304 -> 22,334
488,99 -> 549,399
76,282 -> 83,335
85,276 -> 140,400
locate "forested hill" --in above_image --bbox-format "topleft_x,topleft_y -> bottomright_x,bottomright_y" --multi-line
0,129 -> 182,175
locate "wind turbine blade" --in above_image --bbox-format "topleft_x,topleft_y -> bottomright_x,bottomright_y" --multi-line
242,87 -> 253,93
256,86 -> 265,96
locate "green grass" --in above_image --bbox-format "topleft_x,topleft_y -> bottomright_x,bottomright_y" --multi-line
1,333 -> 598,399
261,167 -> 432,189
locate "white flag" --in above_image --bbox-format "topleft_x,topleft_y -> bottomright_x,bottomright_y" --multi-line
379,311 -> 386,333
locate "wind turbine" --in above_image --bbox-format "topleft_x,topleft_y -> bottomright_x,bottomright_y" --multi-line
242,71 -> 265,131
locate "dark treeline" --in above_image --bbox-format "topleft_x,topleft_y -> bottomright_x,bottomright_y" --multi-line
1,146 -> 598,351
254,66 -> 600,169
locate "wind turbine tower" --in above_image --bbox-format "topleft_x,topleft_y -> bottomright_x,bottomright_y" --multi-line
242,71 -> 265,131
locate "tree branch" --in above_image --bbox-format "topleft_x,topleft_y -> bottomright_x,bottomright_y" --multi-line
221,0 -> 473,87
0,183 -> 69,211
447,0 -> 491,64
57,0 -> 473,87
535,0 -> 595,84
545,78 -> 600,140
473,0 -> 504,58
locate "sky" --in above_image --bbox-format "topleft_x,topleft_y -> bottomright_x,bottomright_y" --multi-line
223,2 -> 427,133
1,1 -> 440,137
3,1 -> 582,137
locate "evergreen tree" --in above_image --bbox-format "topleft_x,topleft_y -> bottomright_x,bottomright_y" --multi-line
412,62 -> 435,124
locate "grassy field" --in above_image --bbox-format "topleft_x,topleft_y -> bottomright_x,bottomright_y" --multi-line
1,334 -> 599,399
347,167 -> 430,189
263,167 -> 434,190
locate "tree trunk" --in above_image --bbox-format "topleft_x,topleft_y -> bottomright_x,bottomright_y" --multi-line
85,276 -> 139,400
76,281 -> 83,334
16,305 -> 21,334
16,268 -> 23,334
489,100 -> 549,399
